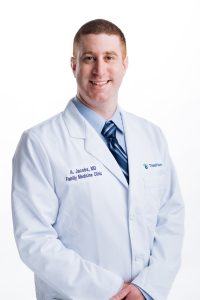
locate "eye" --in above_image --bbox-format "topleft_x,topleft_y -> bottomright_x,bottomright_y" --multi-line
83,55 -> 96,63
105,56 -> 115,61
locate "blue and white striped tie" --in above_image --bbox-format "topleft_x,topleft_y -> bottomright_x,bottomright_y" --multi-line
101,121 -> 129,183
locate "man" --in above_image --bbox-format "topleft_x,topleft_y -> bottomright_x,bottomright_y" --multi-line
12,19 -> 184,300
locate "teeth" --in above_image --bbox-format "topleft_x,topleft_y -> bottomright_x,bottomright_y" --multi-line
91,80 -> 109,86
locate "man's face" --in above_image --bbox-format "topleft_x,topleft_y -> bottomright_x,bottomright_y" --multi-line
71,34 -> 128,109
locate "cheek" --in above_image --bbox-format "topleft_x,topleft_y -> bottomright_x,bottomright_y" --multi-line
112,64 -> 125,78
76,70 -> 90,90
113,70 -> 125,84
77,66 -> 90,80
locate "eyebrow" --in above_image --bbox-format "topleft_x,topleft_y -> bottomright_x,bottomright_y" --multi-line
81,51 -> 118,57
81,51 -> 94,56
104,51 -> 118,56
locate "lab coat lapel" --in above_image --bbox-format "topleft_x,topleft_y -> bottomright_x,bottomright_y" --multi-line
84,124 -> 128,188
121,110 -> 145,192
63,100 -> 128,188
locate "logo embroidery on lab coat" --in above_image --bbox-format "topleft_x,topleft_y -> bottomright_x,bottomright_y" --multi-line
66,165 -> 102,182
143,163 -> 163,170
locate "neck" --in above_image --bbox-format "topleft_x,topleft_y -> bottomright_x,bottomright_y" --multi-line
77,95 -> 117,120
93,105 -> 117,119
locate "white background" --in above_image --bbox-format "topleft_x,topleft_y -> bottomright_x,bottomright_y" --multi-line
0,0 -> 200,299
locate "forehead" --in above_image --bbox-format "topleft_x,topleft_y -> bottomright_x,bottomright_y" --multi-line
76,33 -> 124,55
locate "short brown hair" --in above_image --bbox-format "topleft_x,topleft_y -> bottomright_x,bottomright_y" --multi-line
73,19 -> 127,58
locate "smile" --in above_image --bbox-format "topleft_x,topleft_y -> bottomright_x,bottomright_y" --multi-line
90,80 -> 111,86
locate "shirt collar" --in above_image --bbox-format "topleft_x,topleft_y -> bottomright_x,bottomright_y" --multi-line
73,96 -> 124,135
110,107 -> 123,133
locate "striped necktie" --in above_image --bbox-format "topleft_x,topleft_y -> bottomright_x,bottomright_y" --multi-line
101,120 -> 129,183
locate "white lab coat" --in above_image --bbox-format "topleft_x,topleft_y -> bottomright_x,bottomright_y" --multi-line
12,99 -> 184,300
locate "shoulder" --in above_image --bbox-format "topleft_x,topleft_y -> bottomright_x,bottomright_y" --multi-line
25,112 -> 63,137
22,99 -> 79,141
14,111 -> 64,157
21,100 -> 73,146
121,110 -> 167,149
14,109 -> 69,159
122,110 -> 162,133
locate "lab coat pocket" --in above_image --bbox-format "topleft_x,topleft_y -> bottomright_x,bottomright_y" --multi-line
143,173 -> 166,188
142,174 -> 166,231
143,174 -> 166,206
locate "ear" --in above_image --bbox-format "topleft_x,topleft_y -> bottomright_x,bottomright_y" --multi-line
71,57 -> 77,77
123,56 -> 128,71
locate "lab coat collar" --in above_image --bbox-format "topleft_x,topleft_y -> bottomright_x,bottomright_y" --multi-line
62,99 -> 128,188
62,99 -> 86,139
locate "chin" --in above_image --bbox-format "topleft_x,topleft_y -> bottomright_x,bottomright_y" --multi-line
93,97 -> 108,102
91,94 -> 113,103
79,92 -> 114,106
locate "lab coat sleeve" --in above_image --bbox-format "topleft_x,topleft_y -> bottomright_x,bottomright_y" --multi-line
11,131 -> 123,300
132,129 -> 184,300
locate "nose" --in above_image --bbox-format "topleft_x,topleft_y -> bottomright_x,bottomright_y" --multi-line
92,58 -> 106,77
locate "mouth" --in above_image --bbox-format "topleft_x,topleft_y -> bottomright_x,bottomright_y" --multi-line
89,80 -> 111,86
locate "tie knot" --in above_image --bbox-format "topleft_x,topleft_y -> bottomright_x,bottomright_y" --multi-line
101,121 -> 117,139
